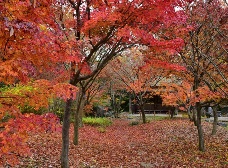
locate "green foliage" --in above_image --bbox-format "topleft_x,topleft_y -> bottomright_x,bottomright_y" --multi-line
130,121 -> 139,126
93,94 -> 111,108
49,98 -> 65,121
0,84 -> 34,95
0,84 -> 43,116
20,105 -> 48,115
82,117 -> 112,127
54,109 -> 64,122
147,116 -> 170,121
0,113 -> 13,123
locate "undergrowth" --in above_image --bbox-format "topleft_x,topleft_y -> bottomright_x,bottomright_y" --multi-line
82,117 -> 112,127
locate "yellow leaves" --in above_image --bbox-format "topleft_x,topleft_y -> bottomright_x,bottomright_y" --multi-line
2,85 -> 34,96
0,79 -> 79,122
39,24 -> 47,31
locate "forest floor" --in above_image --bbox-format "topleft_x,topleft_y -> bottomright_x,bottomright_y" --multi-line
17,118 -> 228,168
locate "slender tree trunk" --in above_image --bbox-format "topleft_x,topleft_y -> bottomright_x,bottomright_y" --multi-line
193,107 -> 198,126
61,99 -> 73,168
129,95 -> 132,113
196,102 -> 205,152
116,94 -> 122,118
73,96 -> 84,145
141,107 -> 146,123
73,109 -> 79,145
212,106 -> 218,135
170,110 -> 174,119
139,95 -> 146,124
188,106 -> 194,121
73,88 -> 85,145
78,98 -> 85,127
77,89 -> 86,127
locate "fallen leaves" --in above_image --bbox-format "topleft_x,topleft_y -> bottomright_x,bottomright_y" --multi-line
3,118 -> 228,167
0,113 -> 61,166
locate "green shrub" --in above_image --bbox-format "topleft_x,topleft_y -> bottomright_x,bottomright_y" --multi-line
147,116 -> 170,121
130,121 -> 139,126
82,117 -> 112,127
49,98 -> 65,121
54,109 -> 64,122
20,105 -> 48,115
0,113 -> 13,123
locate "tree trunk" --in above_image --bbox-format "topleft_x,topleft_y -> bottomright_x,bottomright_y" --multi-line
73,88 -> 86,145
61,99 -> 73,168
78,98 -> 85,127
129,95 -> 132,114
141,107 -> 146,124
193,106 -> 198,126
73,110 -> 79,145
196,102 -> 205,152
187,106 -> 194,121
170,110 -> 174,119
138,94 -> 146,123
212,106 -> 218,135
116,94 -> 122,118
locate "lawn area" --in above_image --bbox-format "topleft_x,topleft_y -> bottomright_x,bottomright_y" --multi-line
17,118 -> 228,167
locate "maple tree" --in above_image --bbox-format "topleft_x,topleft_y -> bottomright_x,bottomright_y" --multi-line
0,80 -> 77,166
101,66 -> 130,118
175,0 -> 228,151
71,72 -> 112,145
0,1 -> 78,163
55,0 -> 190,167
1,0 -> 191,167
82,74 -> 112,117
104,48 -> 186,123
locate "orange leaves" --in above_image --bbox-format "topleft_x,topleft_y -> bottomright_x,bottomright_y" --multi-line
4,0 -> 55,25
159,81 -> 192,107
83,10 -> 116,37
29,79 -> 78,102
0,113 -> 61,166
8,119 -> 228,167
128,80 -> 151,94
1,0 -> 66,84
0,80 -> 78,121
52,83 -> 78,101
196,86 -> 224,103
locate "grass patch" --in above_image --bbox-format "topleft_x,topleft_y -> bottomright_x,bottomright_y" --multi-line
82,117 -> 112,127
146,116 -> 170,121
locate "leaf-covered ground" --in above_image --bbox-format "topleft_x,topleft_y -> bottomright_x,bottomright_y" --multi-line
17,118 -> 228,167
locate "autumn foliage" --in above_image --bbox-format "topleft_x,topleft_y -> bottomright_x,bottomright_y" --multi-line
0,80 -> 77,119
0,113 -> 61,166
5,119 -> 228,167
0,0 -> 227,167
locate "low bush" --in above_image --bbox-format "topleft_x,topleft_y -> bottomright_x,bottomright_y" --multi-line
130,121 -> 139,126
147,116 -> 170,121
82,117 -> 112,127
